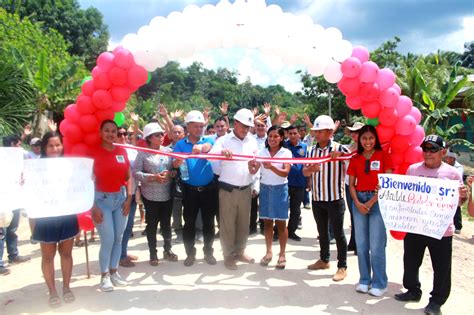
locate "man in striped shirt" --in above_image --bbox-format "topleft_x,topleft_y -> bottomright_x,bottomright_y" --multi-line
303,115 -> 349,282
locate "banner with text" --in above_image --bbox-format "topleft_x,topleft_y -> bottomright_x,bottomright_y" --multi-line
0,148 -> 24,214
378,174 -> 459,239
22,158 -> 94,218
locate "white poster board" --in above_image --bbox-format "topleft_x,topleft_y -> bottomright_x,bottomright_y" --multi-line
378,174 -> 459,239
22,158 -> 94,218
0,148 -> 24,213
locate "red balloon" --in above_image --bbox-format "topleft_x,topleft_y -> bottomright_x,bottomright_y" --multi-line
360,82 -> 380,101
83,132 -> 102,147
341,57 -> 361,78
71,143 -> 90,156
108,66 -> 128,86
395,115 -> 417,136
397,163 -> 410,175
62,137 -> 73,154
95,109 -> 115,122
390,152 -> 405,165
114,49 -> 134,69
59,119 -> 70,135
390,230 -> 407,240
110,86 -> 131,103
404,145 -> 423,164
361,101 -> 381,119
338,77 -> 360,96
409,107 -> 422,124
390,134 -> 411,153
378,107 -> 398,127
346,96 -> 363,110
359,61 -> 379,83
77,211 -> 95,231
128,65 -> 148,87
92,89 -> 113,110
410,125 -> 425,147
376,125 -> 395,143
81,80 -> 96,97
64,122 -> 83,144
64,104 -> 81,123
97,52 -> 115,71
79,114 -> 99,133
379,87 -> 400,108
76,95 -> 96,114
92,66 -> 112,90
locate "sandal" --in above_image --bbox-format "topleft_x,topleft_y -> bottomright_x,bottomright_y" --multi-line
259,254 -> 272,266
119,258 -> 135,268
163,250 -> 178,262
150,258 -> 159,266
127,255 -> 138,261
89,236 -> 96,243
276,256 -> 286,270
74,239 -> 85,247
48,294 -> 61,308
63,290 -> 75,304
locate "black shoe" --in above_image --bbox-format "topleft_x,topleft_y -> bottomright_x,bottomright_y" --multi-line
204,254 -> 217,265
215,231 -> 220,238
184,256 -> 195,267
141,230 -> 146,236
249,227 -> 257,235
288,233 -> 301,241
8,256 -> 30,264
424,301 -> 442,315
394,291 -> 422,302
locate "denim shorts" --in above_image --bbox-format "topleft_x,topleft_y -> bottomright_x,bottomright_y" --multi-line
259,183 -> 289,221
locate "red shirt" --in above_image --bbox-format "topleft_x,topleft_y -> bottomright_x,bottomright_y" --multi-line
347,150 -> 393,191
92,146 -> 130,192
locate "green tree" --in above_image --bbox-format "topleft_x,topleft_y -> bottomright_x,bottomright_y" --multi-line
0,0 -> 109,69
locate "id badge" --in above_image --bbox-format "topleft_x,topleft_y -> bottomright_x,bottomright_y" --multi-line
116,155 -> 125,163
370,160 -> 380,171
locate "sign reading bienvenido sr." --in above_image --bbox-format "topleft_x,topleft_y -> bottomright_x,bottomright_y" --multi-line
377,174 -> 459,240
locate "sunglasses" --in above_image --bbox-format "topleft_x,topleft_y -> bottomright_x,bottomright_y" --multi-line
151,133 -> 164,137
422,146 -> 441,153
364,159 -> 370,174
117,132 -> 127,137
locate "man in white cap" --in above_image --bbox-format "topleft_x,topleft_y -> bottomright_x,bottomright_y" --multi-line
210,108 -> 259,270
303,115 -> 350,281
172,110 -> 218,267
27,137 -> 42,159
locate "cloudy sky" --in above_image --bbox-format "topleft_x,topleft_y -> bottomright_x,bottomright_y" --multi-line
79,0 -> 474,91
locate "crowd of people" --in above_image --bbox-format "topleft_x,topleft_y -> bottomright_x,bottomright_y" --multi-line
1,103 -> 473,315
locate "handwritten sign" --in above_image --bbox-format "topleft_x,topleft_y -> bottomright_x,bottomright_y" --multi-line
378,174 -> 459,239
22,158 -> 94,218
0,148 -> 24,213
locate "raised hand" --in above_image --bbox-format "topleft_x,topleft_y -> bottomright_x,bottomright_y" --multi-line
47,119 -> 57,132
158,104 -> 168,116
130,112 -> 139,122
263,102 -> 271,116
219,102 -> 229,115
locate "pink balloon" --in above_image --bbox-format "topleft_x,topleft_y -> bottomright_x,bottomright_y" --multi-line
376,125 -> 395,143
376,68 -> 396,91
95,109 -> 115,122
404,145 -> 423,164
108,66 -> 128,86
77,211 -> 95,232
337,77 -> 360,96
114,49 -> 134,69
410,125 -> 425,146
361,101 -> 381,119
111,101 -> 126,112
346,96 -> 363,110
409,107 -> 422,124
64,104 -> 80,123
79,114 -> 99,133
71,143 -> 90,157
59,119 -> 70,135
81,80 -> 96,97
97,52 -> 115,71
359,61 -> 379,83
390,134 -> 411,153
396,96 -> 413,117
64,122 -> 83,144
360,82 -> 380,101
92,90 -> 113,110
340,57 -> 362,78
390,152 -> 405,165
76,95 -> 96,114
83,132 -> 102,147
392,83 -> 402,94
128,65 -> 148,87
92,66 -> 112,90
351,46 -> 370,63
379,87 -> 400,108
396,115 -> 417,135
110,86 -> 131,103
378,107 -> 398,127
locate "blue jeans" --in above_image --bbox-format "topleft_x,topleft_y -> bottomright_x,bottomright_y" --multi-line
94,188 -> 128,273
120,195 -> 137,260
352,191 -> 387,289
0,209 -> 20,267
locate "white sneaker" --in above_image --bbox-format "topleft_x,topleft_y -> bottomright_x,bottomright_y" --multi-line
110,272 -> 128,287
355,284 -> 369,293
368,287 -> 387,297
100,273 -> 114,292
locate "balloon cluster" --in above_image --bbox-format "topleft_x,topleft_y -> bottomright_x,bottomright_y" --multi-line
120,0 -> 351,82
338,46 -> 425,174
60,47 -> 148,155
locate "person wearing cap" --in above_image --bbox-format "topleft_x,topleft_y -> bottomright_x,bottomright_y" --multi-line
27,138 -> 42,159
443,149 -> 464,234
344,121 -> 365,254
172,110 -> 218,267
209,108 -> 259,270
133,123 -> 177,266
395,135 -> 468,315
303,115 -> 350,282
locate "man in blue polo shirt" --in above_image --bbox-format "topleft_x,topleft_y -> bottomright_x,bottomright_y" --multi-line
286,125 -> 308,241
173,110 -> 217,267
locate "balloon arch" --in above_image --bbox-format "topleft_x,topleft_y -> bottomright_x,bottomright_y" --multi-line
60,0 -> 424,174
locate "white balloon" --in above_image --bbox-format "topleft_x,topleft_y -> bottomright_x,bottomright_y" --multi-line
121,33 -> 140,52
323,60 -> 343,83
307,56 -> 329,77
149,16 -> 166,29
332,40 -> 353,62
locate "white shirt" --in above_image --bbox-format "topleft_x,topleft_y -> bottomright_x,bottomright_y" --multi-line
210,131 -> 259,186
254,134 -> 267,150
258,147 -> 292,185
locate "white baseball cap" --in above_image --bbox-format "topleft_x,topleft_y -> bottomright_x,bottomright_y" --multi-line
311,115 -> 335,131
234,108 -> 254,127
346,121 -> 365,132
143,123 -> 163,138
185,110 -> 205,124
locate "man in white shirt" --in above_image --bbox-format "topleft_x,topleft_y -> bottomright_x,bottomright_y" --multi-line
210,109 -> 259,270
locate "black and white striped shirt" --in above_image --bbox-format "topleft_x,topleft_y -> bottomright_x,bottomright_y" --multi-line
307,140 -> 349,202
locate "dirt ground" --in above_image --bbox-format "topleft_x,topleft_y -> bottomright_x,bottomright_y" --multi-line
1,207 -> 473,315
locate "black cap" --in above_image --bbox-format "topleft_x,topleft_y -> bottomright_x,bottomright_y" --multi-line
421,135 -> 446,149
